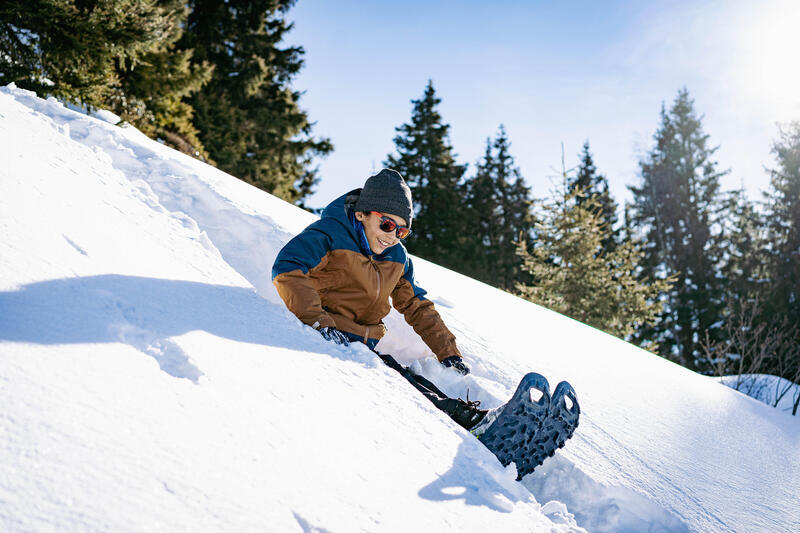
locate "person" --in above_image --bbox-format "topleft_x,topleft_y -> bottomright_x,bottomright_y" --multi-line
272,168 -> 493,432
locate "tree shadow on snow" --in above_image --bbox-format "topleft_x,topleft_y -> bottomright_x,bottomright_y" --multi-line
0,274 -> 373,383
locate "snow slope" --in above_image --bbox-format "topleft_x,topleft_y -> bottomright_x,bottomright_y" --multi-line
1,85 -> 799,532
718,375 -> 800,420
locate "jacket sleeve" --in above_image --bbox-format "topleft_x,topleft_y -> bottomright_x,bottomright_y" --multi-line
390,256 -> 461,361
272,226 -> 336,330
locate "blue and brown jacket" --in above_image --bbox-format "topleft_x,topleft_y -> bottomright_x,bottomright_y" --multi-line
272,189 -> 460,360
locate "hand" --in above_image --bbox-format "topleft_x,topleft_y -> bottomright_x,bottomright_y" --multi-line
319,326 -> 350,346
441,355 -> 470,375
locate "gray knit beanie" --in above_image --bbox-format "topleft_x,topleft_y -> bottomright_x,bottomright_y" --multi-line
353,169 -> 413,227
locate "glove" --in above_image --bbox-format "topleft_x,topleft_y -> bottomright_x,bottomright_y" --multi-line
441,355 -> 470,375
318,326 -> 350,346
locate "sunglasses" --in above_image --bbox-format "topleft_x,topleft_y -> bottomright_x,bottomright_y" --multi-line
371,211 -> 411,239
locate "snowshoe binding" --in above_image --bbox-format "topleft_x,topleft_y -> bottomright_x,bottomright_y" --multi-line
473,372 -> 580,480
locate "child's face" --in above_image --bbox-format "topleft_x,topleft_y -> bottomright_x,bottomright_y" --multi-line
356,211 -> 407,254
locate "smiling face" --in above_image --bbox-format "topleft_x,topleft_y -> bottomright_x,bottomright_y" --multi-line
355,211 -> 407,254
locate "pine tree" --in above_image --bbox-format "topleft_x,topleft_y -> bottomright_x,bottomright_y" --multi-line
384,81 -> 467,270
719,189 -> 768,307
628,88 -> 728,369
694,189 -> 770,375
1,1 -> 212,157
178,0 -> 332,205
0,0 -> 182,108
568,141 -> 619,254
110,0 -> 213,157
461,140 -> 500,282
463,126 -> 535,291
516,185 -> 672,340
763,121 -> 800,337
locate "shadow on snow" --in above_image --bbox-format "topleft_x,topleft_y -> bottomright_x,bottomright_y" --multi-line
0,274 -> 374,382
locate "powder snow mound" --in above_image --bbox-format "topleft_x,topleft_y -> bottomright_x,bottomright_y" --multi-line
1,85 -> 799,533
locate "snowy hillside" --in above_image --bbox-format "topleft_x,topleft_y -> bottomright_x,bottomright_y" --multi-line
1,85 -> 799,533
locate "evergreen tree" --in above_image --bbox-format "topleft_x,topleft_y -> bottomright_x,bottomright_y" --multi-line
110,0 -> 213,157
384,80 -> 467,270
696,189 -> 771,375
1,1 -> 211,157
719,189 -> 768,308
1,0 -> 181,107
461,140 -> 500,282
462,126 -> 535,291
568,141 -> 619,254
628,88 -> 728,369
179,0 -> 332,204
516,186 -> 672,340
763,121 -> 800,340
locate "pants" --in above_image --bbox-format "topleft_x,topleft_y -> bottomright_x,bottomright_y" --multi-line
336,330 -> 484,430
373,351 -> 451,404
372,350 -> 484,431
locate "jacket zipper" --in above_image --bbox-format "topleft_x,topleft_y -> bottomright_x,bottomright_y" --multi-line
366,257 -> 381,345
369,257 -> 381,308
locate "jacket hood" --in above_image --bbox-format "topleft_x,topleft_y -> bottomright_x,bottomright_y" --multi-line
321,189 -> 361,240
321,189 -> 404,259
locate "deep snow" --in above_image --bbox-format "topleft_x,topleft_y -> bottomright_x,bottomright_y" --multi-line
1,85 -> 799,532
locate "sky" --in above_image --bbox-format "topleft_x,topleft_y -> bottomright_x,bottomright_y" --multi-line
283,0 -> 800,210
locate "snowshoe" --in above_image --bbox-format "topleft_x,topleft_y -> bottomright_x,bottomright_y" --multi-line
473,372 -> 579,480
549,380 -> 580,446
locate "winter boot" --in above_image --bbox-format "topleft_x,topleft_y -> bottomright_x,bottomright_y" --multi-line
439,397 -> 489,431
471,372 -> 580,480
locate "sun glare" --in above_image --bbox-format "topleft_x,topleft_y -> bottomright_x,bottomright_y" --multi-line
735,0 -> 800,117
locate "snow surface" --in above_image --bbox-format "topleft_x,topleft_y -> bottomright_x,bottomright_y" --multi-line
718,375 -> 800,421
1,84 -> 799,532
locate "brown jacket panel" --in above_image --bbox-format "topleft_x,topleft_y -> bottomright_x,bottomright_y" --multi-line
274,247 -> 460,359
272,190 -> 461,360
391,276 -> 461,360
274,248 -> 404,340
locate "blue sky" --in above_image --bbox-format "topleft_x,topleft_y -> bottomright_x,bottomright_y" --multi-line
285,0 -> 800,209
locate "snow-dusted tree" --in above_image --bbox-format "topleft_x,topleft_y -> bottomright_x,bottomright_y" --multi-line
517,186 -> 672,341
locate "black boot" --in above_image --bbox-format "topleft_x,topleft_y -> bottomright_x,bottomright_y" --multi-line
439,397 -> 489,431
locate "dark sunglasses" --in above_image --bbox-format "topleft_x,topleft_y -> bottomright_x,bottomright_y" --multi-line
371,211 -> 411,239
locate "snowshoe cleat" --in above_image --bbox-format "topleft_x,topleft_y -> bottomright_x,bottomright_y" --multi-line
474,372 -> 580,480
549,380 -> 580,446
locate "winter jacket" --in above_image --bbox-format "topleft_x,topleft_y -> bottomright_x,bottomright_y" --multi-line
272,189 -> 461,360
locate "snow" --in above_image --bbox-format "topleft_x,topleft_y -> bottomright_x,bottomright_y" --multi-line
718,374 -> 800,420
1,84 -> 799,533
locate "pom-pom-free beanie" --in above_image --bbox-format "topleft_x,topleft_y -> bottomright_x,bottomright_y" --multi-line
353,169 -> 413,227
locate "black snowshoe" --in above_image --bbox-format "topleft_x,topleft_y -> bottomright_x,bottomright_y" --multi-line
472,373 -> 580,480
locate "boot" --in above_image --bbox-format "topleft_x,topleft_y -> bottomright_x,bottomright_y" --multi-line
439,397 -> 489,431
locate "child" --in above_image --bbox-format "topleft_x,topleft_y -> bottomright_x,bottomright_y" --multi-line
272,169 -> 579,478
272,169 -> 489,431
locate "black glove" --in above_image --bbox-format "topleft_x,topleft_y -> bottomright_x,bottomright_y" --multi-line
318,326 -> 350,346
441,355 -> 470,375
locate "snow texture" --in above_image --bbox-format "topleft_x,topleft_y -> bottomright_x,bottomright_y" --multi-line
718,374 -> 800,421
1,85 -> 799,532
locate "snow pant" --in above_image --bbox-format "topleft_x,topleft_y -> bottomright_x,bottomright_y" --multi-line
372,350 -> 485,431
334,330 -> 485,430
